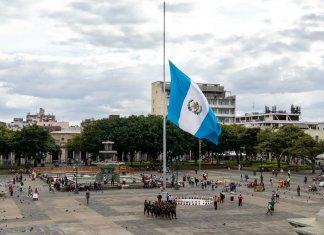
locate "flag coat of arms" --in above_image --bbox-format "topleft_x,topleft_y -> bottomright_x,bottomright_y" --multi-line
167,61 -> 222,144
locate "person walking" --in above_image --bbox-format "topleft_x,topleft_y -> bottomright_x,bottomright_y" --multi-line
220,191 -> 225,204
266,201 -> 273,215
86,189 -> 90,205
275,188 -> 280,203
245,173 -> 249,182
304,176 -> 308,185
214,196 -> 218,210
297,185 -> 301,196
238,194 -> 243,207
28,186 -> 32,197
157,193 -> 162,203
9,184 -> 13,196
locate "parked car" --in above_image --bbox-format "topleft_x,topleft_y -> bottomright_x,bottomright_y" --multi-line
53,160 -> 60,167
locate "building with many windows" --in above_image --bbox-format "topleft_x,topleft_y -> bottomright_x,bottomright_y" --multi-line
235,105 -> 324,141
235,105 -> 311,129
8,108 -> 69,131
151,81 -> 236,124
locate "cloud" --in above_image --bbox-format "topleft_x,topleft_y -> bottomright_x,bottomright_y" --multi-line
0,53 -> 160,121
1,0 -> 324,124
0,0 -> 30,23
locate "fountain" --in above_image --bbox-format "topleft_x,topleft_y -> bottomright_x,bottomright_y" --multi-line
94,141 -> 124,184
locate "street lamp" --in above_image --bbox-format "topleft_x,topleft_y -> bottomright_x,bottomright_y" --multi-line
175,156 -> 179,190
74,160 -> 79,194
260,153 -> 265,184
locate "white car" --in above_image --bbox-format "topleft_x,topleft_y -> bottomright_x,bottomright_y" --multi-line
319,181 -> 324,187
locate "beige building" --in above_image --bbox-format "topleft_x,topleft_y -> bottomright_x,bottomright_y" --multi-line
151,81 -> 236,124
51,127 -> 81,163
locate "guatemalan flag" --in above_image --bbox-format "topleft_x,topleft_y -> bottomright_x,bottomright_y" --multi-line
167,61 -> 222,144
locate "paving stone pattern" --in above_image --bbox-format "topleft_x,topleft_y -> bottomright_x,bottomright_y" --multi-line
0,169 -> 323,235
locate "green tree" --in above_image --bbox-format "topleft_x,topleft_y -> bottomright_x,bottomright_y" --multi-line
219,124 -> 245,164
258,125 -> 304,168
0,126 -> 14,161
242,128 -> 260,164
12,125 -> 59,166
139,115 -> 163,162
290,134 -> 324,173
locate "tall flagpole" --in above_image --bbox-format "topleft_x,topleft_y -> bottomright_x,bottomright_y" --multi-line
162,1 -> 167,190
199,139 -> 201,171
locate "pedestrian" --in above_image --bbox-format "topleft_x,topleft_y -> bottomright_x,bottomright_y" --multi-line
157,193 -> 162,203
275,188 -> 280,203
272,170 -> 275,176
245,173 -> 249,182
266,201 -> 273,215
28,186 -> 32,197
271,191 -> 275,202
270,177 -> 273,187
297,185 -> 301,196
9,184 -> 13,196
19,181 -> 24,193
86,189 -> 90,204
288,170 -> 291,178
260,174 -> 264,184
287,177 -> 290,187
238,194 -> 243,207
214,196 -> 218,210
304,176 -> 307,185
220,191 -> 225,204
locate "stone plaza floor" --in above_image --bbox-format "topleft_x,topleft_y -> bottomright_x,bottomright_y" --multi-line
1,169 -> 324,235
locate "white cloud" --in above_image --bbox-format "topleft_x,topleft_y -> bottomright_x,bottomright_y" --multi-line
1,0 -> 324,124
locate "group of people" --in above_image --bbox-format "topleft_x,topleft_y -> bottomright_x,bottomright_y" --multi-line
213,191 -> 244,210
7,172 -> 39,200
144,200 -> 177,219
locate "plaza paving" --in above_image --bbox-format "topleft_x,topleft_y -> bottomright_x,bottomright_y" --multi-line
1,169 -> 324,235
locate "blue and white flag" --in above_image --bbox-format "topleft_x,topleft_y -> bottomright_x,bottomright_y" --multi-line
167,61 -> 222,144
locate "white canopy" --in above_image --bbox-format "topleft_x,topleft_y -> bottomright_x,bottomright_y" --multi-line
316,153 -> 324,160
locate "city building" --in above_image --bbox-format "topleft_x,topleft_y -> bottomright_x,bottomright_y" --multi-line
7,108 -> 69,131
26,108 -> 55,123
151,81 -> 236,124
81,118 -> 96,128
236,105 -> 324,141
236,105 -> 307,129
27,108 -> 69,130
7,118 -> 29,130
51,126 -> 82,163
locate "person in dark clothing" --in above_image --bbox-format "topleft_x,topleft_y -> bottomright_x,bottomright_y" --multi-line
86,190 -> 90,204
214,196 -> 218,210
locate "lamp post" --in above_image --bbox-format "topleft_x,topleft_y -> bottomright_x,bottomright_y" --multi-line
260,153 -> 265,184
74,160 -> 79,194
175,156 -> 179,190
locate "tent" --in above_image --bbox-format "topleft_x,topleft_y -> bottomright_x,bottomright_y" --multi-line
316,153 -> 324,160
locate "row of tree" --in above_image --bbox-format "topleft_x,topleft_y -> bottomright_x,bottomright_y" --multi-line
65,115 -> 324,172
0,125 -> 60,166
1,115 -> 324,173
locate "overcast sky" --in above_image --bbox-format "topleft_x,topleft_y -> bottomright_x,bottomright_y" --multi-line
1,0 -> 324,125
